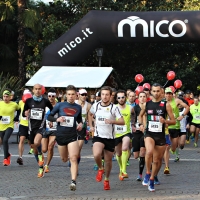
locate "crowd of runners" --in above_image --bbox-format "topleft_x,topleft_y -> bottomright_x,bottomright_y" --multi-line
0,83 -> 199,192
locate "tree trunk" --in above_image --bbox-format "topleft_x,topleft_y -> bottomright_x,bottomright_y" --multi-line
17,0 -> 26,88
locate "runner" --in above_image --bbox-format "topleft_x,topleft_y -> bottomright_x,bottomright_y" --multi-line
48,85 -> 83,191
126,91 -> 136,107
88,86 -> 124,190
115,90 -> 135,181
0,89 -> 20,166
189,96 -> 200,147
138,83 -> 176,192
23,84 -> 53,178
132,92 -> 146,181
42,88 -> 57,173
75,89 -> 91,168
184,90 -> 194,106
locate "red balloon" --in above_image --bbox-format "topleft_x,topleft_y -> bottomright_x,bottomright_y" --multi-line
41,85 -> 46,95
135,74 -> 144,83
167,71 -> 176,81
135,86 -> 144,96
22,93 -> 32,103
174,80 -> 182,89
143,83 -> 151,90
169,86 -> 175,93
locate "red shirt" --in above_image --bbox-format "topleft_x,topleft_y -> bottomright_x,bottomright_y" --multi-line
184,97 -> 194,106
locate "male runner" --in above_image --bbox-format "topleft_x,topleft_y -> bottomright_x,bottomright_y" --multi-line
115,90 -> 135,181
23,84 -> 53,178
126,91 -> 136,107
0,89 -> 20,166
138,83 -> 176,192
88,86 -> 124,190
48,85 -> 83,191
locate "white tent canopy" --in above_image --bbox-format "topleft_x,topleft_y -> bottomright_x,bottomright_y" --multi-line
25,66 -> 113,88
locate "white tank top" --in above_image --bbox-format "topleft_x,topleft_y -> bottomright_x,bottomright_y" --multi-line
179,108 -> 187,132
75,100 -> 88,123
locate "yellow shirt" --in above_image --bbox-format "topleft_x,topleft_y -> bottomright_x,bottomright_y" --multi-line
19,100 -> 28,127
0,101 -> 19,131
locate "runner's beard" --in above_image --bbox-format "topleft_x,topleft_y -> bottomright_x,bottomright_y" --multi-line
118,101 -> 125,106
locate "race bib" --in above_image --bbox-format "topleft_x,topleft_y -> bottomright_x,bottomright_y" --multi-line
115,125 -> 127,134
1,116 -> 10,124
30,110 -> 43,120
148,121 -> 162,132
96,116 -> 107,125
60,116 -> 74,127
194,114 -> 200,120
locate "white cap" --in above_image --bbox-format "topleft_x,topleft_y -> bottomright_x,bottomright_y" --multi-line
79,89 -> 87,94
23,89 -> 31,95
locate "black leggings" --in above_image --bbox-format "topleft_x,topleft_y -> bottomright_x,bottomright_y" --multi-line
0,128 -> 13,158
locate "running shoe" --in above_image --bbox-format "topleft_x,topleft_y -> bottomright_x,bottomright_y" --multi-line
7,154 -> 11,164
122,172 -> 128,178
142,173 -> 150,186
126,160 -> 130,166
148,179 -> 155,192
38,154 -> 44,166
119,173 -> 124,181
96,169 -> 104,182
37,167 -> 45,178
154,176 -> 160,185
70,180 -> 76,191
164,166 -> 170,174
17,157 -> 23,165
194,143 -> 198,148
28,148 -> 34,154
3,159 -> 10,166
174,157 -> 180,162
136,175 -> 142,181
186,140 -> 190,144
44,165 -> 49,173
104,180 -> 110,190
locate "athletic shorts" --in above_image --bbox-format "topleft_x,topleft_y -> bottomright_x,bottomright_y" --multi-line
56,133 -> 77,146
115,133 -> 131,146
144,132 -> 166,146
43,130 -> 56,138
132,131 -> 145,152
165,135 -> 171,146
190,122 -> 200,129
29,128 -> 46,144
93,136 -> 115,152
179,132 -> 186,137
77,127 -> 86,140
18,124 -> 29,138
169,129 -> 180,138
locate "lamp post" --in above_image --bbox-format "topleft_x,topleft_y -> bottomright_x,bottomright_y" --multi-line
96,48 -> 103,67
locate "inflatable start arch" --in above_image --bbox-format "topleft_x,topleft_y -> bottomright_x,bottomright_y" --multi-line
42,10 -> 200,66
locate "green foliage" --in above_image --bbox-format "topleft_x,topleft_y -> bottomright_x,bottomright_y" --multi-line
0,72 -> 22,98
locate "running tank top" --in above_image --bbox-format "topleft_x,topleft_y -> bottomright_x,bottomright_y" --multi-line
145,100 -> 167,136
134,104 -> 142,131
75,100 -> 88,126
115,104 -> 131,138
179,108 -> 187,132
168,98 -> 180,129
190,103 -> 200,124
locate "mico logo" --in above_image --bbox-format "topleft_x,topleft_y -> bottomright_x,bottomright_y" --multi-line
118,16 -> 187,38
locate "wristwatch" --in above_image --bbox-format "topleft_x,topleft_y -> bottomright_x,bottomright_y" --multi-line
181,114 -> 185,117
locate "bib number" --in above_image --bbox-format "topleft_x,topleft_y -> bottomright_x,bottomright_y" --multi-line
30,110 -> 43,120
60,116 -> 74,127
1,116 -> 10,124
148,121 -> 162,132
115,125 -> 127,134
194,114 -> 200,120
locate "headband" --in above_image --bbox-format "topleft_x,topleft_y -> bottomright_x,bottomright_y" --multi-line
3,90 -> 11,96
48,92 -> 56,96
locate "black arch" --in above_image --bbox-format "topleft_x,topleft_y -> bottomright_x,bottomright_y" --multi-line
42,10 -> 200,66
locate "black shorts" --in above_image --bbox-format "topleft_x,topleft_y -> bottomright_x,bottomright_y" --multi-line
56,133 -> 77,146
77,127 -> 86,140
115,133 -> 131,146
144,132 -> 166,146
93,136 -> 115,152
179,132 -> 186,137
190,122 -> 200,129
132,131 -> 145,152
169,129 -> 180,138
29,128 -> 46,144
43,130 -> 56,138
18,125 -> 29,138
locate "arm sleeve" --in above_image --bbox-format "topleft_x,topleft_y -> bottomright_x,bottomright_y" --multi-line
47,103 -> 59,122
187,111 -> 192,124
14,109 -> 21,122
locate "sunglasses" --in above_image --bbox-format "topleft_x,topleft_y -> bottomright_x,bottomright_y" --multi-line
117,96 -> 125,99
80,93 -> 87,96
48,95 -> 55,98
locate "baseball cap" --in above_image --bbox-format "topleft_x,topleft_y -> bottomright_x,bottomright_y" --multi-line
185,90 -> 191,94
165,87 -> 173,93
23,89 -> 31,95
178,91 -> 184,97
79,89 -> 87,94
96,91 -> 101,97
